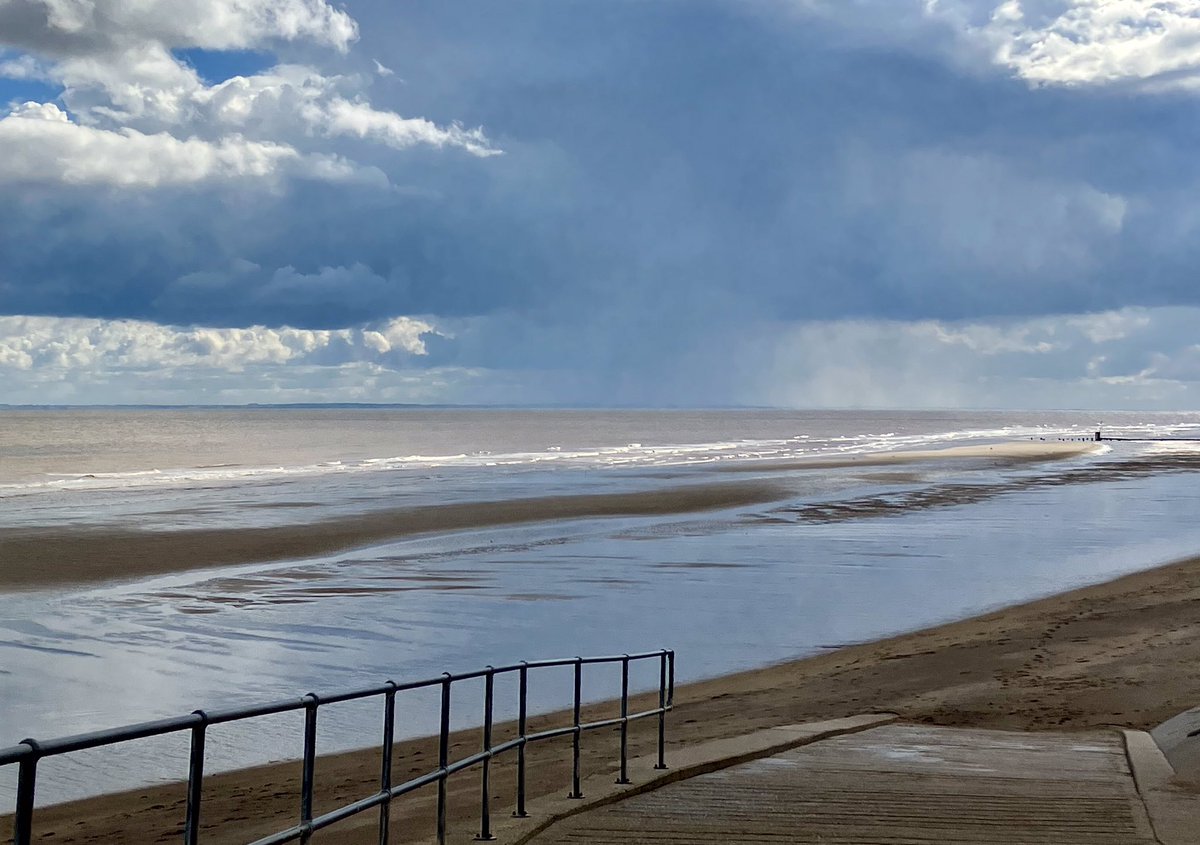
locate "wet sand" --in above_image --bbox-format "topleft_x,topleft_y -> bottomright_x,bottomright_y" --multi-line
765,450 -> 1200,523
0,482 -> 788,590
0,442 -> 1099,591
5,549 -> 1200,844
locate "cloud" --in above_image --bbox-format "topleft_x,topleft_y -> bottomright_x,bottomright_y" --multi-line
184,65 -> 496,156
796,1 -> 1200,90
0,51 -> 45,79
6,307 -> 1200,409
156,261 -> 408,326
756,306 -> 1200,409
981,0 -> 1200,89
0,0 -> 359,55
0,100 -> 363,186
0,314 -> 440,371
0,313 -> 485,405
5,0 -> 1200,407
826,145 -> 1128,309
0,0 -> 495,189
318,97 -> 497,157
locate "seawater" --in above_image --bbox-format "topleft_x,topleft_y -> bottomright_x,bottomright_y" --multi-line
3,407 -> 1200,805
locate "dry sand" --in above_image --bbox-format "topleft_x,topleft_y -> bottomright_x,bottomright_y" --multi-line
4,550 -> 1200,844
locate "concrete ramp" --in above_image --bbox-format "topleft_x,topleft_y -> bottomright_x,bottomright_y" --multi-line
1152,704 -> 1200,785
530,724 -> 1160,844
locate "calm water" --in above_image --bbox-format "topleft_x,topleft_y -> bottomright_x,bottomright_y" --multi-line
3,408 -> 1200,805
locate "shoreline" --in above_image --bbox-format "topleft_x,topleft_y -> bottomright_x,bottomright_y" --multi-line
4,549 -> 1200,843
0,441 -> 1100,591
714,439 -> 1103,472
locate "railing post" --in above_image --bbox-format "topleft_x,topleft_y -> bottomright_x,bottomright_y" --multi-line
1,650 -> 675,845
12,740 -> 39,845
437,674 -> 452,845
570,658 -> 583,799
300,694 -> 319,845
616,655 -> 631,784
655,652 -> 668,770
475,668 -> 496,841
379,682 -> 397,845
513,662 -> 529,818
668,650 -> 675,708
184,712 -> 207,845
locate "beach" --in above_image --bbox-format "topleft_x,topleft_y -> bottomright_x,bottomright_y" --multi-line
10,0 -> 1200,836
5,408 -> 1200,833
0,481 -> 788,590
4,552 -> 1199,843
0,441 -> 1094,591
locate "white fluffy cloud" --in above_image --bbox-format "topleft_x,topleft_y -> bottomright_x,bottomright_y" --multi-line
0,314 -> 486,405
0,314 -> 440,373
187,65 -> 497,156
0,0 -> 496,188
981,0 -> 1200,88
317,96 -> 496,157
801,0 -> 1200,89
0,100 -> 361,185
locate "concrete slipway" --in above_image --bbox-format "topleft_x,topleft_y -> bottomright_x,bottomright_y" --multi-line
470,715 -> 1196,845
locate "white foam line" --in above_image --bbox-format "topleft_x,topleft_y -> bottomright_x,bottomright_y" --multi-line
0,423 -> 1173,497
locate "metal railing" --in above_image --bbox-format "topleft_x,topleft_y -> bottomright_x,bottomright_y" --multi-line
0,649 -> 674,845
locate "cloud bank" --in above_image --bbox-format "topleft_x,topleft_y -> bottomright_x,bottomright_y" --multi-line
5,306 -> 1200,410
4,0 -> 1200,408
0,314 -> 462,404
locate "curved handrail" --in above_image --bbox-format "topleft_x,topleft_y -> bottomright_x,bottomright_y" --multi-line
2,649 -> 675,845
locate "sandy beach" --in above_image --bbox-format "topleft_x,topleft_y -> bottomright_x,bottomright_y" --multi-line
0,442 -> 1101,591
0,482 -> 787,590
4,548 -> 1199,844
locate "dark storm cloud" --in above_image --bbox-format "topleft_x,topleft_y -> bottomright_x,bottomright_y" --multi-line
6,0 -> 1200,406
4,0 -> 1198,333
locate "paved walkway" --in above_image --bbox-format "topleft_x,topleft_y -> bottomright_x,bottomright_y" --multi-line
530,724 -> 1162,844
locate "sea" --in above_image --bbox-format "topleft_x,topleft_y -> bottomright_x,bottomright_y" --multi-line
3,407 -> 1200,805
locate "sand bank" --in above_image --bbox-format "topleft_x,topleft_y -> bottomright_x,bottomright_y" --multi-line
0,442 -> 1101,591
0,481 -> 787,590
5,551 -> 1200,844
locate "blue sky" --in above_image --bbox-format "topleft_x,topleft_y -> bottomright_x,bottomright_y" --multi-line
3,0 -> 1200,407
171,48 -> 274,84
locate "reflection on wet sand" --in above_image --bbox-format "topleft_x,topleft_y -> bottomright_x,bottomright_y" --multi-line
0,482 -> 789,590
140,567 -> 496,612
766,454 -> 1200,524
0,442 -> 1105,592
5,449 -> 1200,805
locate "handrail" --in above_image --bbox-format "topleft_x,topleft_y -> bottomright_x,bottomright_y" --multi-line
1,649 -> 675,845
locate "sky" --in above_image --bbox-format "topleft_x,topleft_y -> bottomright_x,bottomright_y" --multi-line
3,0 -> 1200,408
